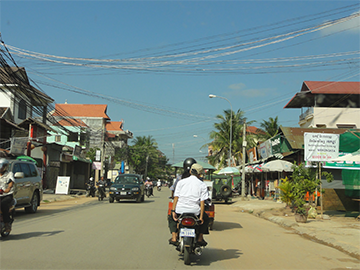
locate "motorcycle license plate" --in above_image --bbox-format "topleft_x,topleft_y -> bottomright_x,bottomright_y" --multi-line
180,228 -> 195,237
121,192 -> 127,195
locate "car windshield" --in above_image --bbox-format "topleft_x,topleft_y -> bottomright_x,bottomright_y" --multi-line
114,175 -> 141,185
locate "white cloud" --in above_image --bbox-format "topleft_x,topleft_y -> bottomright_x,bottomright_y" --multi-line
226,83 -> 272,97
320,12 -> 360,36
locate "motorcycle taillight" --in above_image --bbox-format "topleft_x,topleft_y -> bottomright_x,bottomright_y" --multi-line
181,218 -> 196,226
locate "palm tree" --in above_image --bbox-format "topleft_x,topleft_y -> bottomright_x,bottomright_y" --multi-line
257,116 -> 280,140
208,109 -> 256,167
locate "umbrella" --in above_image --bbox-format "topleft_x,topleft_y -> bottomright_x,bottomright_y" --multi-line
262,159 -> 294,172
171,160 -> 216,170
331,150 -> 360,162
216,166 -> 240,175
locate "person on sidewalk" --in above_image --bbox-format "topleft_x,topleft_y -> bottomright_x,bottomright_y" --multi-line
168,163 -> 210,246
0,158 -> 15,233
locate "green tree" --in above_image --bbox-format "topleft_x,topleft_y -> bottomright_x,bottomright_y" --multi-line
115,135 -> 169,179
257,116 -> 280,140
208,109 -> 256,167
85,147 -> 100,161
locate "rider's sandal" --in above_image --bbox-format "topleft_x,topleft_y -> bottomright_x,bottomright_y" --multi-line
168,238 -> 179,246
4,223 -> 11,233
197,240 -> 208,247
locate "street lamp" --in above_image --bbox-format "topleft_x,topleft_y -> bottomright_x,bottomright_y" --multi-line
209,94 -> 233,167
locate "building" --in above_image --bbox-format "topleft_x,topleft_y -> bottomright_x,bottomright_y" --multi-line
284,81 -> 360,128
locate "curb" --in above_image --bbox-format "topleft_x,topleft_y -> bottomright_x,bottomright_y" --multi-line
239,207 -> 360,260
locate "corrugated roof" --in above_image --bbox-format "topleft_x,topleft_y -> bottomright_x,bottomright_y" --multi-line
284,81 -> 360,108
279,126 -> 351,150
0,67 -> 53,103
53,104 -> 110,120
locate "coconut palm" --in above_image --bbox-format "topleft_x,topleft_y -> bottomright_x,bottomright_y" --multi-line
257,116 -> 280,140
208,109 -> 256,167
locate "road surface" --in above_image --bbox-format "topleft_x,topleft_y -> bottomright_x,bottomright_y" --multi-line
1,190 -> 359,269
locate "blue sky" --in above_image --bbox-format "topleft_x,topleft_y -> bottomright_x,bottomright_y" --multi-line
1,1 -> 359,164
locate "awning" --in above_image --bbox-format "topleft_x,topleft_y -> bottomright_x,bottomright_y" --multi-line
73,156 -> 92,163
172,160 -> 216,170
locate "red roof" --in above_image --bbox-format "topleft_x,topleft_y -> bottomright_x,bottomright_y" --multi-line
284,81 -> 360,108
106,121 -> 124,131
247,126 -> 265,135
302,81 -> 360,94
53,104 -> 110,119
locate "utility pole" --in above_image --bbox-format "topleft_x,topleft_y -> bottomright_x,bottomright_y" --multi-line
100,120 -> 106,178
241,121 -> 247,199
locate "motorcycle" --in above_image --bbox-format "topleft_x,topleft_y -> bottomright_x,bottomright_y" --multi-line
145,185 -> 153,197
157,185 -> 161,191
0,197 -> 16,238
175,213 -> 203,265
97,184 -> 106,201
86,183 -> 96,197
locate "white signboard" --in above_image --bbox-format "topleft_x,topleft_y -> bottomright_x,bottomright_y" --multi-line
304,133 -> 339,161
55,176 -> 71,194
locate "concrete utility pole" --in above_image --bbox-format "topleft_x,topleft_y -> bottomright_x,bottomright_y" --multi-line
241,121 -> 247,199
100,119 -> 106,178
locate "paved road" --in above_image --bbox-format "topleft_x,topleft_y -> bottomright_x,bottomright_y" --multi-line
1,190 -> 359,269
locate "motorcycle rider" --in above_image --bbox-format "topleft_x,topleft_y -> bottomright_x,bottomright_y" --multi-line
157,179 -> 162,190
0,158 -> 15,233
145,178 -> 154,196
97,176 -> 106,198
169,157 -> 195,199
86,177 -> 96,197
168,162 -> 210,246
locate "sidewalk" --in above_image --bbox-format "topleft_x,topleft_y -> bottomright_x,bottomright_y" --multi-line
231,196 -> 360,260
42,190 -> 87,203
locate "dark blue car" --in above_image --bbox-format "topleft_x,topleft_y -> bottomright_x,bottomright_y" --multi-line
109,174 -> 145,203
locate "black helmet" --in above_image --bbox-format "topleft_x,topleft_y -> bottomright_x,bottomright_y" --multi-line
183,158 -> 197,172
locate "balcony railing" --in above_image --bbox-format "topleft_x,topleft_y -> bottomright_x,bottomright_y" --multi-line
299,107 -> 314,121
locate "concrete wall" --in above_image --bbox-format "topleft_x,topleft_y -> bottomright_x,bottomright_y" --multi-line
300,107 -> 360,128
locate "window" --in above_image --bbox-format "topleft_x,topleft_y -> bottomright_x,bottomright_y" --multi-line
29,164 -> 38,177
55,135 -> 61,142
18,100 -> 27,120
336,124 -> 356,129
20,163 -> 31,177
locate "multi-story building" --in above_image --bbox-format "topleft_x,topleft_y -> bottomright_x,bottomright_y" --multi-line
284,81 -> 360,128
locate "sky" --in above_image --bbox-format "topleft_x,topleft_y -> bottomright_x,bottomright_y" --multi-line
0,1 -> 359,165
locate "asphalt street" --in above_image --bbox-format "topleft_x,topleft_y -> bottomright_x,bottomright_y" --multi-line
0,190 -> 358,269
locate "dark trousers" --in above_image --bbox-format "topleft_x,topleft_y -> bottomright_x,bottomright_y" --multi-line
168,212 -> 210,235
1,194 -> 13,223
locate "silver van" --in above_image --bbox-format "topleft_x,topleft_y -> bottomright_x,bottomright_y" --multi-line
9,160 -> 43,213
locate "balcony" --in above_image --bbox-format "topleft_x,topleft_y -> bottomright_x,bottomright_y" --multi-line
299,107 -> 314,121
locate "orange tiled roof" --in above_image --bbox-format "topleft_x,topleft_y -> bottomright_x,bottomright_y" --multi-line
53,104 -> 110,119
247,126 -> 265,135
106,121 -> 124,131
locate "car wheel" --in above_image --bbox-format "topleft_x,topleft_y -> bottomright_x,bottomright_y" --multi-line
141,194 -> 145,202
25,192 -> 39,213
109,197 -> 114,203
220,184 -> 232,197
136,195 -> 142,203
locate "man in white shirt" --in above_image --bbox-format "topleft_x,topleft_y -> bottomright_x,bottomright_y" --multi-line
169,163 -> 210,246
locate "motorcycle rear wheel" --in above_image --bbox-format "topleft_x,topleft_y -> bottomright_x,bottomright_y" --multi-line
184,246 -> 191,265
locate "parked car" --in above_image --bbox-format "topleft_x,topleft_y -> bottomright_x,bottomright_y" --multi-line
109,174 -> 145,203
9,159 -> 43,213
206,175 -> 233,204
